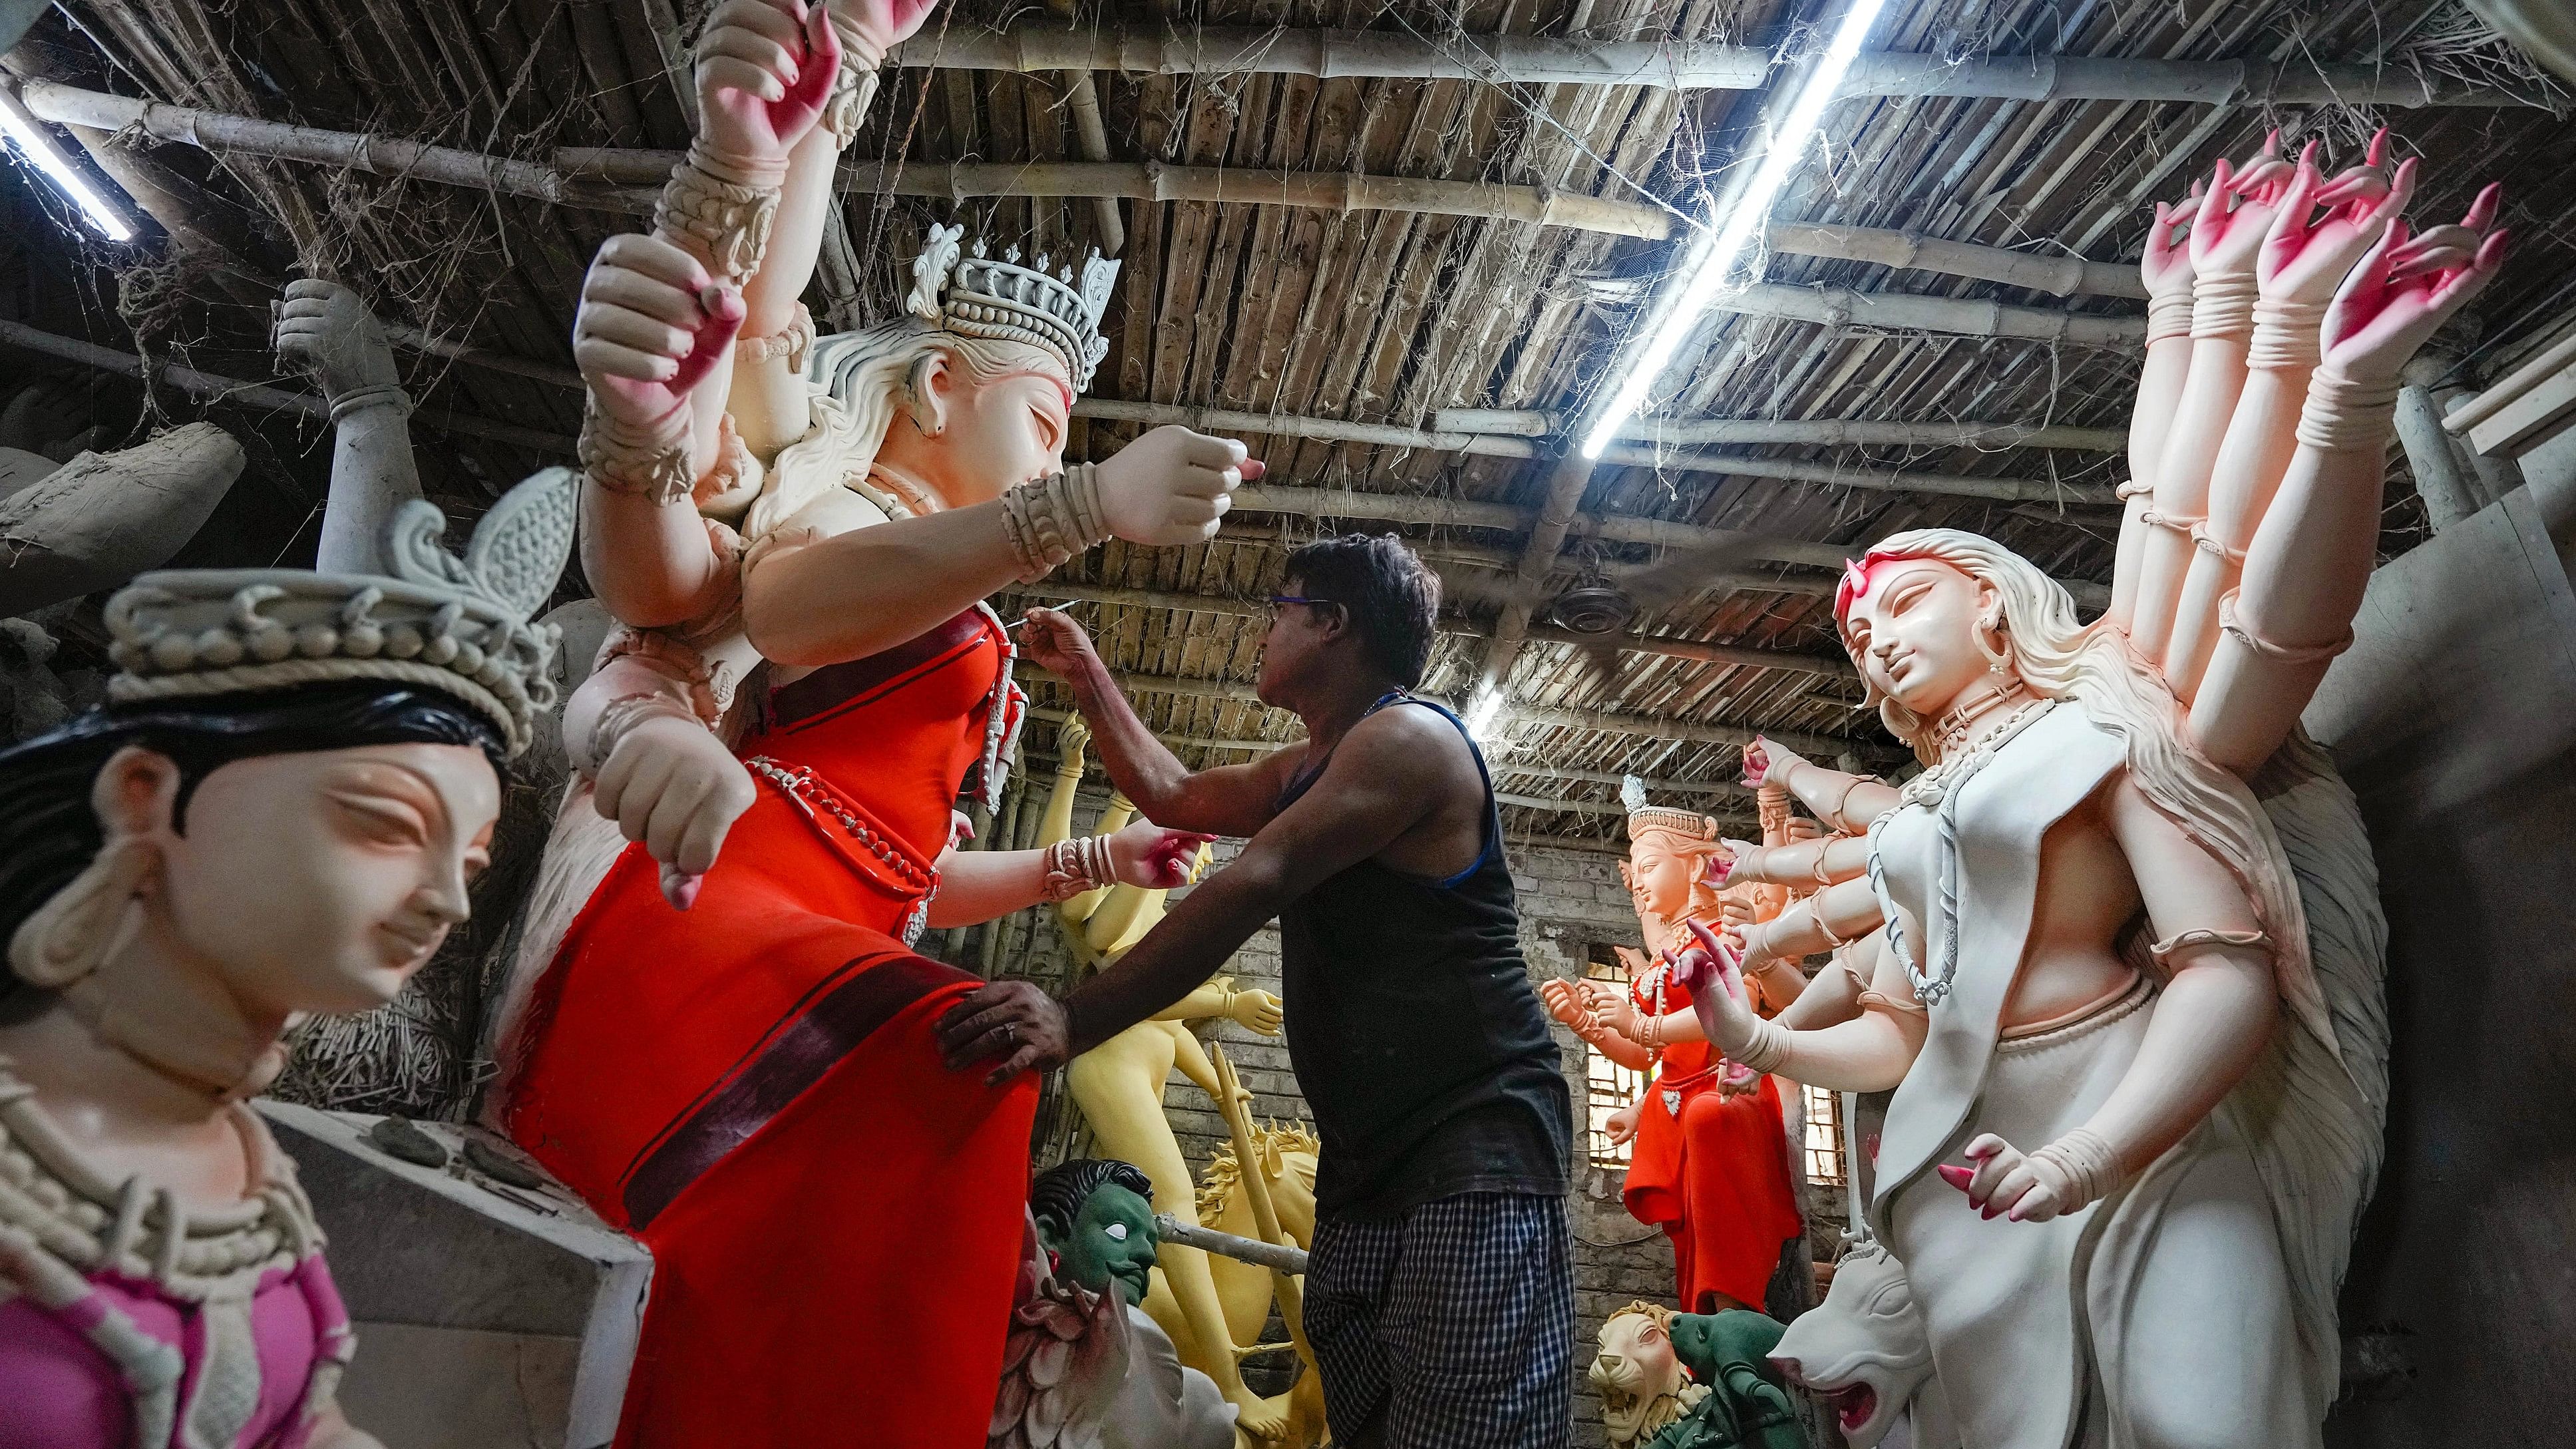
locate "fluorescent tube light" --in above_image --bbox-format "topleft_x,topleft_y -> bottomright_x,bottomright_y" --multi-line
1578,0 -> 1891,459
0,87 -> 137,242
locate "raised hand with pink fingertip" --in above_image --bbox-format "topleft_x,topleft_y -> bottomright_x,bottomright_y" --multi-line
695,0 -> 843,167
2318,195 -> 2509,386
2258,143 -> 2414,307
2140,176 -> 2202,302
2191,131 -> 2304,283
572,233 -> 747,432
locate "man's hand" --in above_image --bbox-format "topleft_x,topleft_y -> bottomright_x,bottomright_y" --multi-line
274,279 -> 400,399
697,0 -> 840,166
574,234 -> 745,428
1019,606 -> 1101,678
938,980 -> 1071,1085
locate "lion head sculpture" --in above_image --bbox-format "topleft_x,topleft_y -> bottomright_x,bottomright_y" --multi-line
1589,1301 -> 1712,1448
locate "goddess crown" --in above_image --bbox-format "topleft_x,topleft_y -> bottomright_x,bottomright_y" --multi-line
102,468 -> 577,756
1622,774 -> 1720,842
906,223 -> 1119,391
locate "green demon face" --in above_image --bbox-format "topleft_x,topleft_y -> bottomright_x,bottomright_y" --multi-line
1041,1181 -> 1159,1306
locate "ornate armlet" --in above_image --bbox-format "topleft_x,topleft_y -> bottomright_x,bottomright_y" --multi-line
2219,594 -> 2352,667
737,301 -> 815,373
2247,298 -> 2327,372
2145,292 -> 2195,347
1039,834 -> 1117,902
823,16 -> 886,150
999,463 -> 1109,582
578,395 -> 695,505
2029,1127 -> 2125,1212
2295,369 -> 2402,453
2189,272 -> 2258,341
654,140 -> 789,286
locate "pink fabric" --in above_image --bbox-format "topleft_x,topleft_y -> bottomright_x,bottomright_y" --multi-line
0,1256 -> 343,1449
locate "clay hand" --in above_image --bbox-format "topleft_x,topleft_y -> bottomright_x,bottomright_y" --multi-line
1018,606 -> 1100,677
696,0 -> 841,165
1228,987 -> 1284,1036
574,234 -> 745,429
1539,977 -> 1594,1032
2189,131 -> 2300,281
0,381 -> 102,459
825,0 -> 939,68
2139,178 -> 2203,301
1604,1100 -> 1642,1147
2258,142 -> 2413,306
1710,838 -> 1760,887
1108,821 -> 1216,889
1739,735 -> 1807,791
936,979 -> 1072,1085
1094,425 -> 1264,546
2318,197 -> 2509,386
1671,920 -> 1758,1057
592,712 -> 760,911
273,279 -> 400,399
1937,1133 -> 2070,1223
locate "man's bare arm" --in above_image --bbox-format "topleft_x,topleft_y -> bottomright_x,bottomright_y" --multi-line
936,708 -> 1447,1079
1021,606 -> 1297,837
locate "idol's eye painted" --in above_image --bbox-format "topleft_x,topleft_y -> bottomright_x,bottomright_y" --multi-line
1104,1222 -> 1129,1241
329,789 -> 431,849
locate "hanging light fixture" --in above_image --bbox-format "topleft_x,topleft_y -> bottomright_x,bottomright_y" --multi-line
0,83 -> 137,242
1578,0 -> 1893,459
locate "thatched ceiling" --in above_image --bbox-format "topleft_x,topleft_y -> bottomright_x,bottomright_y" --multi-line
3,0 -> 2570,843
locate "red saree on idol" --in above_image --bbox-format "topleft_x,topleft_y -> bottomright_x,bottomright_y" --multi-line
500,606 -> 1035,1448
1619,966 -> 1804,1314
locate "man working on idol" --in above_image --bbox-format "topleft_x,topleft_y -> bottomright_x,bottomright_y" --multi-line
938,534 -> 1575,1447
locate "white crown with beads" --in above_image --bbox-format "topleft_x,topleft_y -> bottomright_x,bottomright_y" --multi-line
101,468 -> 578,757
905,222 -> 1118,391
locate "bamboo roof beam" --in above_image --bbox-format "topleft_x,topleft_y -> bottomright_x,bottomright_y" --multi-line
1085,403 -> 2123,502
1002,573 -> 1858,678
1230,485 -> 2112,610
885,25 -> 2555,108
15,81 -> 2155,317
1059,666 -> 1855,757
0,318 -> 573,458
1017,705 -> 1755,802
1435,409 -> 2127,449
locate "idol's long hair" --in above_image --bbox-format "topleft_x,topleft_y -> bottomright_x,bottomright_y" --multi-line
743,320 -> 1067,539
1835,528 -> 2316,1024
0,680 -> 503,1003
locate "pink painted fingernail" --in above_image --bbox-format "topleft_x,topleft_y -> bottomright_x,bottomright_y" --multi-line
1937,1165 -> 1973,1189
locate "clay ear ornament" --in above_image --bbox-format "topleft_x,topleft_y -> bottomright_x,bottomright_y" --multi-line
7,833 -> 156,990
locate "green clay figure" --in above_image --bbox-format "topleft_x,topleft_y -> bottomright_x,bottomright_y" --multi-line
1589,1299 -> 1807,1449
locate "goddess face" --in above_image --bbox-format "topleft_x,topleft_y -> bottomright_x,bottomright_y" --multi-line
148,743 -> 500,1017
1839,556 -> 2005,720
876,344 -> 1073,508
1045,1179 -> 1159,1307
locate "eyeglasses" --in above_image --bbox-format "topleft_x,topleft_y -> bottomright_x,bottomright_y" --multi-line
1266,594 -> 1340,620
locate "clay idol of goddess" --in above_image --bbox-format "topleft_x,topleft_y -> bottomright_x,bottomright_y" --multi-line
480,3 -> 1248,1444
0,471 -> 574,1449
1678,135 -> 2507,1448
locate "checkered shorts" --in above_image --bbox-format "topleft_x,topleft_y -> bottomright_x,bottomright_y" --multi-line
1303,1191 -> 1575,1448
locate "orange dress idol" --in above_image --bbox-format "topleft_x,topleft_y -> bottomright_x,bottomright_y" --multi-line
500,602 -> 1035,1447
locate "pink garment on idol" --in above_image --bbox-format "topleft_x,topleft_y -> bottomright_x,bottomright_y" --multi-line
0,1067 -> 354,1449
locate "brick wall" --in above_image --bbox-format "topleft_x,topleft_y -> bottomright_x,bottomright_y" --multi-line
975,775 -> 1819,1445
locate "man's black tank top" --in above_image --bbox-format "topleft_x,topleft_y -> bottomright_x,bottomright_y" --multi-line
1276,692 -> 1571,1221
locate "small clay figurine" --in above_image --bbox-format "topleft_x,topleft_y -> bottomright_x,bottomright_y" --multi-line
0,467 -> 572,1448
1587,1299 -> 1806,1449
994,1157 -> 1236,1449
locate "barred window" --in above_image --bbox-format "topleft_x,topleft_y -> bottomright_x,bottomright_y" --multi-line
1583,950 -> 1648,1169
1803,1082 -> 1848,1186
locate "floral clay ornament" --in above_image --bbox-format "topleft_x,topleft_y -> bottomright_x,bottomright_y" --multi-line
0,468 -> 574,1449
